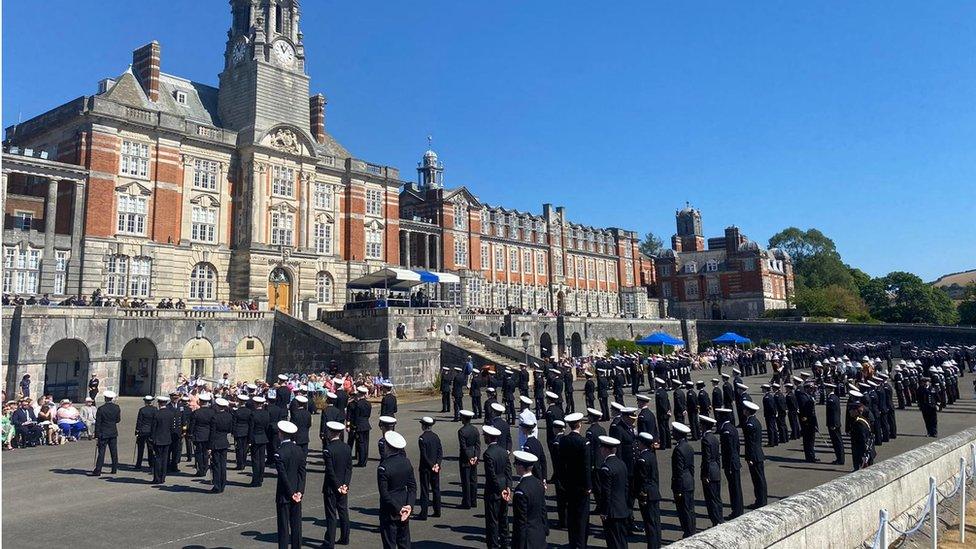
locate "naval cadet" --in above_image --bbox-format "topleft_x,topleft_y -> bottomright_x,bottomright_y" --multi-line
716,408 -> 744,519
354,386 -> 372,466
584,370 -> 596,411
91,390 -> 121,477
699,415 -> 723,527
634,432 -> 662,549
597,435 -> 629,549
519,417 -> 548,483
562,412 -> 592,548
512,450 -> 548,549
249,396 -> 271,487
470,370 -> 483,418
417,416 -> 443,520
135,395 -> 157,471
824,383 -> 845,465
654,379 -> 673,449
544,391 -> 565,458
274,420 -> 306,549
380,382 -> 398,417
322,420 -> 352,548
290,395 -> 313,457
584,408 -> 606,503
378,431 -> 417,549
671,422 -> 696,538
233,394 -> 253,470
440,367 -> 452,413
209,397 -> 233,493
452,367 -> 466,421
150,395 -> 175,484
563,365 -> 576,413
191,394 -> 215,476
319,391 -> 345,448
797,383 -> 819,462
597,368 -> 611,420
483,425 -> 512,549
742,400 -> 768,509
685,382 -> 700,440
457,410 -> 481,509
490,402 -> 512,453
761,384 -> 779,447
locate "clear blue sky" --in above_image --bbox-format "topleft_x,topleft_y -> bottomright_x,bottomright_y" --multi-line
4,1 -> 975,281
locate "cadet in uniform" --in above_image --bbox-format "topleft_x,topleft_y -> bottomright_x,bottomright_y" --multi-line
452,367 -> 466,421
797,384 -> 819,462
597,368 -> 611,420
322,421 -> 352,548
378,416 -> 398,460
249,396 -> 271,487
671,422 -> 696,538
563,365 -> 576,414
192,394 -> 215,476
319,391 -> 345,448
824,383 -> 845,464
562,412 -> 592,548
742,400 -> 768,508
634,432 -> 662,549
761,385 -> 779,447
91,391 -> 121,477
209,398 -> 233,493
584,371 -> 596,411
440,367 -> 452,413
417,416 -> 443,519
512,450 -> 548,549
457,410 -> 481,509
135,395 -> 157,471
274,420 -> 306,549
380,382 -> 398,417
699,415 -> 723,526
354,387 -> 372,466
232,394 -> 252,470
150,395 -> 175,484
716,407 -> 744,519
596,436 -> 629,549
544,391 -> 565,460
290,395 -> 313,457
470,371 -> 483,418
377,431 -> 417,549
519,417 -> 547,483
654,379 -> 672,449
482,425 -> 512,549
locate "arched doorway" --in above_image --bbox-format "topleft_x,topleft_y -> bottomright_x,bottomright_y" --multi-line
235,336 -> 266,383
570,332 -> 583,358
182,338 -> 215,381
120,338 -> 158,396
540,332 -> 553,359
44,339 -> 90,402
268,267 -> 292,315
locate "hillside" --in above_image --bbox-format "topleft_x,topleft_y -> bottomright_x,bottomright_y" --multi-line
931,269 -> 976,301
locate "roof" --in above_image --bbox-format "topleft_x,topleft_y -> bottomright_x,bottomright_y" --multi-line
158,73 -> 220,126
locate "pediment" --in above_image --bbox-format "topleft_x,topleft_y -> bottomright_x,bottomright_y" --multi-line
260,125 -> 317,158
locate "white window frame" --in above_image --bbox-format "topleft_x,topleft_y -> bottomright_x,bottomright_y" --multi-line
272,166 -> 295,197
2,246 -> 41,294
13,210 -> 32,231
54,250 -> 70,295
189,262 -> 217,301
270,211 -> 294,246
129,257 -> 152,298
536,251 -> 546,275
193,159 -> 219,190
120,140 -> 150,178
365,189 -> 383,216
365,226 -> 383,259
494,248 -> 504,271
191,205 -> 217,243
454,239 -> 468,267
509,248 -> 518,273
481,242 -> 490,270
454,203 -> 466,230
523,250 -> 533,274
314,220 -> 333,255
317,272 -> 334,304
314,182 -> 333,210
117,193 -> 148,235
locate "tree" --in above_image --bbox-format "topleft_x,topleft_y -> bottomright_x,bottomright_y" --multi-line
768,227 -> 838,265
795,284 -> 869,320
639,231 -> 664,257
861,272 -> 959,325
958,283 -> 976,326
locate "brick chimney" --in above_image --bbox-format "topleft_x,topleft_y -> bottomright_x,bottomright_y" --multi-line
132,41 -> 161,102
724,226 -> 743,256
309,94 -> 327,144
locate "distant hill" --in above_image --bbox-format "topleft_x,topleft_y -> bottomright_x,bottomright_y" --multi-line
931,269 -> 976,301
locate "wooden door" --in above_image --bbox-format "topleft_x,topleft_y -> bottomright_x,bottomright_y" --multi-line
268,281 -> 291,314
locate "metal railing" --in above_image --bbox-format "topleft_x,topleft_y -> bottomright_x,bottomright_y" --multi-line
866,443 -> 976,548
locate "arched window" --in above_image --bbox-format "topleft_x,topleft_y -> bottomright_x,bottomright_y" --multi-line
317,271 -> 334,304
189,263 -> 217,301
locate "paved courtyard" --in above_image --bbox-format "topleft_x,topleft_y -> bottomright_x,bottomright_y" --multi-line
4,367 -> 975,549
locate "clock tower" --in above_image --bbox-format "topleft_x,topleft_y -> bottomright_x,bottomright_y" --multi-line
218,0 -> 311,140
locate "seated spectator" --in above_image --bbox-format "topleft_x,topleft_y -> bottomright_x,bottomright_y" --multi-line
37,402 -> 62,445
2,403 -> 15,450
56,399 -> 85,441
79,398 -> 97,439
11,398 -> 42,447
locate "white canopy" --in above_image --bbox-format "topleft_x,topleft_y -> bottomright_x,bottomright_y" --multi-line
347,268 -> 422,290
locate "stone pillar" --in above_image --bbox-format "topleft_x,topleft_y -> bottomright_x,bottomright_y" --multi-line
39,178 -> 60,294
420,233 -> 429,268
66,181 -> 85,296
432,234 -> 440,271
403,231 -> 412,268
251,163 -> 266,245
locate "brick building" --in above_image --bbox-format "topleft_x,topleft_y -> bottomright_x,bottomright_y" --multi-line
655,205 -> 794,319
2,1 -> 655,319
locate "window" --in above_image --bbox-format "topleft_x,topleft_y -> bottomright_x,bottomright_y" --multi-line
13,211 -> 32,231
659,264 -> 671,277
314,220 -> 333,254
120,140 -> 149,177
2,246 -> 41,294
54,250 -> 70,295
536,252 -> 546,275
554,252 -> 563,276
105,255 -> 128,296
494,221 -> 504,237
586,259 -> 595,280
191,205 -> 217,242
193,159 -> 219,190
481,210 -> 489,234
117,193 -> 148,235
273,166 -> 295,197
314,182 -> 332,210
467,278 -> 483,308
706,259 -> 719,272
624,243 -> 633,258
685,279 -> 700,300
523,250 -> 533,273
707,277 -> 721,297
189,262 -> 217,301
365,189 -> 383,216
684,261 -> 697,274
597,261 -> 606,282
481,243 -> 490,270
537,223 -> 546,244
662,282 -> 673,298
317,272 -> 334,304
270,211 -> 294,246
454,203 -> 466,230
175,90 -> 187,104
129,257 -> 152,297
454,240 -> 468,267
625,260 -> 634,286
365,226 -> 383,259
575,258 -> 584,279
509,248 -> 518,272
495,248 -> 504,270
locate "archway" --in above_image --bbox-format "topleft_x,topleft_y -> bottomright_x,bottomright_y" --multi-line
235,336 -> 266,383
268,267 -> 292,315
570,332 -> 583,358
44,339 -> 90,402
540,332 -> 553,359
119,338 -> 158,396
182,338 -> 215,381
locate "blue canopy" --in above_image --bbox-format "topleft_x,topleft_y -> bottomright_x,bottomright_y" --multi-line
712,332 -> 752,345
636,332 -> 685,347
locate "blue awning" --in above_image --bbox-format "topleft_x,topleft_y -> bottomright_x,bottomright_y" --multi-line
414,270 -> 461,284
636,332 -> 685,347
712,332 -> 752,345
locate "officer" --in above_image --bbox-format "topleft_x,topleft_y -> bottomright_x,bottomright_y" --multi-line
551,419 -> 568,529
742,400 -> 767,509
484,387 -> 499,425
322,420 -> 352,548
490,403 -> 513,453
761,385 -> 779,447
697,381 -> 711,424
797,383 -> 819,462
562,412 -> 592,548
824,383 -> 845,464
470,369 -> 483,418
378,431 -> 417,549
482,425 -> 512,549
716,408 -> 744,519
171,393 -> 190,472
150,395 -> 175,484
584,408 -> 606,500
354,386 -> 372,466
232,394 -> 253,470
452,367 -> 466,421
654,379 -> 672,449
636,394 -> 658,441
634,432 -> 662,549
318,391 -> 343,448
584,370 -> 596,411
439,367 -> 452,413
135,395 -> 157,471
533,369 -> 546,418
90,390 -> 121,477
274,420 -> 306,549
612,367 -> 626,406
850,401 -> 876,470
919,377 -> 938,437
563,364 -> 576,413
457,410 -> 481,509
670,422 -> 696,538
267,390 -> 288,465
290,395 -> 313,457
544,391 -> 565,459
417,416 -> 443,520
772,383 -> 789,443
711,378 -> 724,412
721,374 -> 734,409
249,396 -> 271,487
597,368 -> 611,419
596,436 -> 629,549
380,382 -> 398,417
785,383 -> 800,440
519,417 -> 547,483
192,394 -> 215,476
512,450 -> 547,549
517,363 -> 531,399
699,415 -> 723,527
210,398 -> 233,493
685,382 -> 700,440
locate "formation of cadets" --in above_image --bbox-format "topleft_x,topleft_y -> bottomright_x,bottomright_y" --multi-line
82,341 -> 974,548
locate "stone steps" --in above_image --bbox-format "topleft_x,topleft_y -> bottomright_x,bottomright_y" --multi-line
311,320 -> 360,342
454,333 -> 522,369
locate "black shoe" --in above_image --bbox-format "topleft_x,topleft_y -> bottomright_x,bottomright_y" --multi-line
88,472 -> 101,477
431,512 -> 441,518
110,469 -> 118,475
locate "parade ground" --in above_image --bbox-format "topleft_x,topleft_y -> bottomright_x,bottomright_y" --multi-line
4,367 -> 975,549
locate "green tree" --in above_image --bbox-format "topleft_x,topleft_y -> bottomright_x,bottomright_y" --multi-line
861,272 -> 959,325
639,231 -> 664,257
768,227 -> 838,264
795,284 -> 869,319
958,283 -> 976,325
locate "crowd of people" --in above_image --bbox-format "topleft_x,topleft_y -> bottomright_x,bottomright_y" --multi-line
2,289 -> 260,311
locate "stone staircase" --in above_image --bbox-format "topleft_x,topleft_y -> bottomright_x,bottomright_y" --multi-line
310,321 -> 360,343
453,333 -> 523,370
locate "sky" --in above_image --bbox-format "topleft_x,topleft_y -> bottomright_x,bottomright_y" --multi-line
4,1 -> 975,281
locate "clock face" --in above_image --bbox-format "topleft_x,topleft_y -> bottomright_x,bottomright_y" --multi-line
231,39 -> 248,64
273,40 -> 295,67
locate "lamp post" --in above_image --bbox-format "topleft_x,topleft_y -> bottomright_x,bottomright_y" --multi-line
520,331 -> 531,367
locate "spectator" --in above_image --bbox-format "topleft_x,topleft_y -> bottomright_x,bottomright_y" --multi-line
37,402 -> 61,445
2,403 -> 15,450
12,398 -> 42,447
88,373 -> 100,400
79,398 -> 97,439
56,399 -> 85,441
19,374 -> 30,399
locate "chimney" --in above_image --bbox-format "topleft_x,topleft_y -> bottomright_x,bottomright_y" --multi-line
309,94 -> 327,144
724,226 -> 742,256
132,41 -> 161,102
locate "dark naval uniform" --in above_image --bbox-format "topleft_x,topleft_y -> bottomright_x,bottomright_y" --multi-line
191,405 -> 215,476
483,440 -> 512,549
275,439 -> 307,549
232,404 -> 252,469
249,406 -> 271,486
826,392 -> 845,464
700,430 -> 723,526
377,446 -> 417,549
418,429 -> 443,519
634,447 -> 662,549
150,404 -> 175,484
598,453 -> 630,549
512,472 -> 547,549
323,436 -> 353,548
93,399 -> 122,475
135,402 -> 157,470
719,419 -> 744,518
671,437 -> 696,538
458,421 -> 481,508
209,407 -> 233,493
743,415 -> 768,508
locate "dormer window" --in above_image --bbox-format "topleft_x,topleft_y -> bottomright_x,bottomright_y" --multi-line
175,90 -> 187,104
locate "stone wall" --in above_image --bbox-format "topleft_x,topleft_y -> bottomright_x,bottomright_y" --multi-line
671,426 -> 976,549
695,320 -> 976,350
